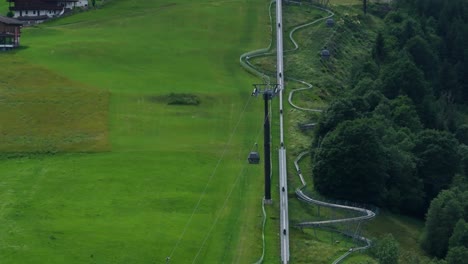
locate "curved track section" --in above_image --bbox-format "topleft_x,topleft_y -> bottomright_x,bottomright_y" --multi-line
253,198 -> 267,264
294,152 -> 374,247
239,1 -> 275,84
240,2 -> 376,263
288,81 -> 322,113
285,6 -> 333,113
285,5 -> 376,264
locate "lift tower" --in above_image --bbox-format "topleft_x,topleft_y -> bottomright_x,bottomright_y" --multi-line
252,83 -> 278,204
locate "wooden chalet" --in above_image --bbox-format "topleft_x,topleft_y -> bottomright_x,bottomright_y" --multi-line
0,15 -> 22,50
6,0 -> 88,21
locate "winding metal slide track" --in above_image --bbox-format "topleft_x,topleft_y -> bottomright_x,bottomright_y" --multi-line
240,2 -> 375,263
285,4 -> 376,264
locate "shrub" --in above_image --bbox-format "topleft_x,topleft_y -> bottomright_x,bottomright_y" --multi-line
370,234 -> 399,264
166,93 -> 200,106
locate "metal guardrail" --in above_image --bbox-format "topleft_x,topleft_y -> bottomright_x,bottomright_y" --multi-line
253,198 -> 267,264
239,1 -> 275,84
240,2 -> 376,263
284,4 -> 376,264
276,0 -> 291,263
293,151 -> 375,263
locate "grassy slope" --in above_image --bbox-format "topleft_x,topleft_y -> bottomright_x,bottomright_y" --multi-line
0,0 -> 275,263
263,1 -> 428,263
0,1 -> 7,13
0,57 -> 109,152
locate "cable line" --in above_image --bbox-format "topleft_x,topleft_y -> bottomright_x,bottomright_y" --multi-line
168,95 -> 253,260
190,109 -> 268,264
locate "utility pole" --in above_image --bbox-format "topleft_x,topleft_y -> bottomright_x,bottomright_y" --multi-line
363,0 -> 367,14
252,83 -> 279,204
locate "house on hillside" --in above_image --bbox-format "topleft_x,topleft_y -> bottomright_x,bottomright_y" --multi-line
0,15 -> 22,50
6,0 -> 88,22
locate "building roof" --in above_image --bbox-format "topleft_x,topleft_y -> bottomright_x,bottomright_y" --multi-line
10,5 -> 64,11
16,15 -> 50,21
0,16 -> 23,25
9,0 -> 77,11
9,0 -> 79,2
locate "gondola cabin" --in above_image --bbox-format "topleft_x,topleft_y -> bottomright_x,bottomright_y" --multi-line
326,18 -> 334,27
248,151 -> 260,164
321,49 -> 330,59
0,16 -> 22,50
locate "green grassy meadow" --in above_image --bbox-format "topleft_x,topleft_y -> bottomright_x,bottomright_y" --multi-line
0,0 -> 276,263
0,56 -> 109,152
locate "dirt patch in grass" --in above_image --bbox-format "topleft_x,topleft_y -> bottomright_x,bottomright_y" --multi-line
147,93 -> 200,106
0,55 -> 109,153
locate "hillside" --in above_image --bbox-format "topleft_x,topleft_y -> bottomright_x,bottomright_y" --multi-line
2,0 -> 462,263
0,0 -> 274,263
249,1 -> 432,263
265,0 -> 467,264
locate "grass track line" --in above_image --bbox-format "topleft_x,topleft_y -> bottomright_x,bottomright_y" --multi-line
285,5 -> 334,112
238,2 -> 276,263
252,198 -> 267,264
190,162 -> 246,264
239,0 -> 276,84
190,109 -> 271,264
168,95 -> 253,260
190,131 -> 262,264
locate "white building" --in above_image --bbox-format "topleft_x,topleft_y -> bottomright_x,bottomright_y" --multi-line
8,0 -> 88,21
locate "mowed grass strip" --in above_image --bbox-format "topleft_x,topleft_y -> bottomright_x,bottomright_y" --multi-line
1,0 -> 273,263
0,56 -> 109,152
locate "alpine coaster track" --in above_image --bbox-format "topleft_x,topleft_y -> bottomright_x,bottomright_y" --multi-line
240,1 -> 376,263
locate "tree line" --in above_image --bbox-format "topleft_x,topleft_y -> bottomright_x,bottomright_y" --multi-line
310,0 -> 468,261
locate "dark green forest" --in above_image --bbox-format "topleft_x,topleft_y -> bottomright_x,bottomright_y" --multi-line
311,0 -> 468,262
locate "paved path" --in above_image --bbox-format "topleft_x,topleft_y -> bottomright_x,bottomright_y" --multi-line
275,0 -> 290,263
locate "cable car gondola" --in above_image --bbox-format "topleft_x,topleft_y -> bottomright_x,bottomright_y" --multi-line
248,143 -> 260,164
248,151 -> 260,164
321,48 -> 330,60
